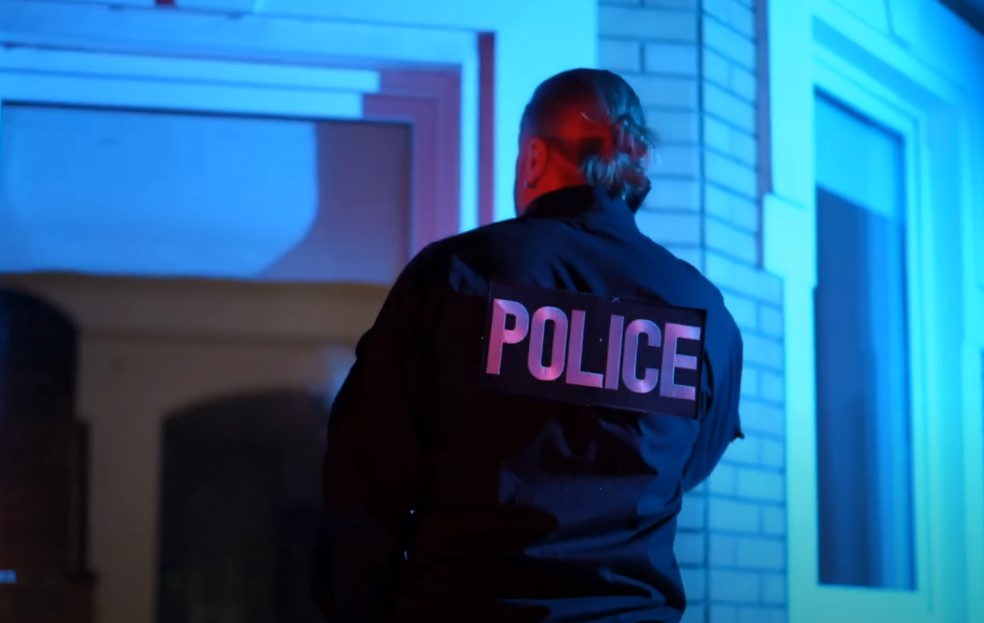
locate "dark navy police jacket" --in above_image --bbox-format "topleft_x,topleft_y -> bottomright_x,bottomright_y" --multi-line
315,185 -> 744,623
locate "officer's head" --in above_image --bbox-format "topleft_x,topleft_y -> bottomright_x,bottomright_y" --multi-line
515,68 -> 658,215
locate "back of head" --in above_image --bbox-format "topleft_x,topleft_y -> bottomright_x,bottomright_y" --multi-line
520,69 -> 658,211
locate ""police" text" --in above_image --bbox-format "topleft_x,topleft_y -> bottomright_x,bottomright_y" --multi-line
485,298 -> 702,401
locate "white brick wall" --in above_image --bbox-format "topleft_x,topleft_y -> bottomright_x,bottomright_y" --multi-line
645,43 -> 700,74
599,6 -> 698,41
599,39 -> 642,71
598,0 -> 787,621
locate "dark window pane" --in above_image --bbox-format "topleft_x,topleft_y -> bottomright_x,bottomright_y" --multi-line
814,187 -> 916,589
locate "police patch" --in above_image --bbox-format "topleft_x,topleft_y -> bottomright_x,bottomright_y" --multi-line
482,283 -> 707,419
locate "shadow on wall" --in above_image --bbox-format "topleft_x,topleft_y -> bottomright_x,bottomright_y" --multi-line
156,388 -> 332,623
0,287 -> 94,623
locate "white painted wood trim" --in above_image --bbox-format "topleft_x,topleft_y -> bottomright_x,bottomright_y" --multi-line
0,47 -> 382,93
769,1 -> 984,622
0,1 -> 478,66
261,0 -> 541,30
0,72 -> 365,118
962,341 -> 984,623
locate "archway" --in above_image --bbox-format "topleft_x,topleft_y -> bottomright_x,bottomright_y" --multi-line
0,287 -> 93,623
156,389 -> 330,623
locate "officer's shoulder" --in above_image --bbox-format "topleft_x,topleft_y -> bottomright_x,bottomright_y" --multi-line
647,241 -> 738,330
642,238 -> 718,295
415,218 -> 534,262
395,224 -> 491,282
454,217 -> 532,243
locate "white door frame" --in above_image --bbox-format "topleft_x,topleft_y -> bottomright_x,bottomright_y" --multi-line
765,1 -> 984,622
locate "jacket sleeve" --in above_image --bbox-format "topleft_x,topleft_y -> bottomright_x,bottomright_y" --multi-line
681,320 -> 744,492
313,251 -> 437,622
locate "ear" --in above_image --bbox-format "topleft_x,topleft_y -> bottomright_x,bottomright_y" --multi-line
523,137 -> 549,187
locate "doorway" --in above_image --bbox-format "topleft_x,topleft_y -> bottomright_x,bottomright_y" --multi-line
0,92 -> 413,621
156,389 -> 329,623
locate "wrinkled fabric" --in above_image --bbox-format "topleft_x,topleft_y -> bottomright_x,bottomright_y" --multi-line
315,185 -> 744,623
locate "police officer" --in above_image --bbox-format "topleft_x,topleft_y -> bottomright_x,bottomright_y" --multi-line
314,68 -> 744,623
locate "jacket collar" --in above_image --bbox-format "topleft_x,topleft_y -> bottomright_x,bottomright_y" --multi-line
521,185 -> 639,233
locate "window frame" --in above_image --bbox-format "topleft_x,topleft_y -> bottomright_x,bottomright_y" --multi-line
808,47 -> 932,620
765,1 -> 984,622
0,46 -> 466,259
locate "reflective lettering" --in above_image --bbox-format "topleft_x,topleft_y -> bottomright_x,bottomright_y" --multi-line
528,306 -> 569,381
566,309 -> 604,388
484,282 -> 706,418
622,319 -> 661,394
604,314 -> 624,390
486,298 -> 529,375
660,323 -> 701,400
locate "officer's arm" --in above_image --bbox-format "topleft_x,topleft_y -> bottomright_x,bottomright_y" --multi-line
315,253 -> 435,622
681,325 -> 744,492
